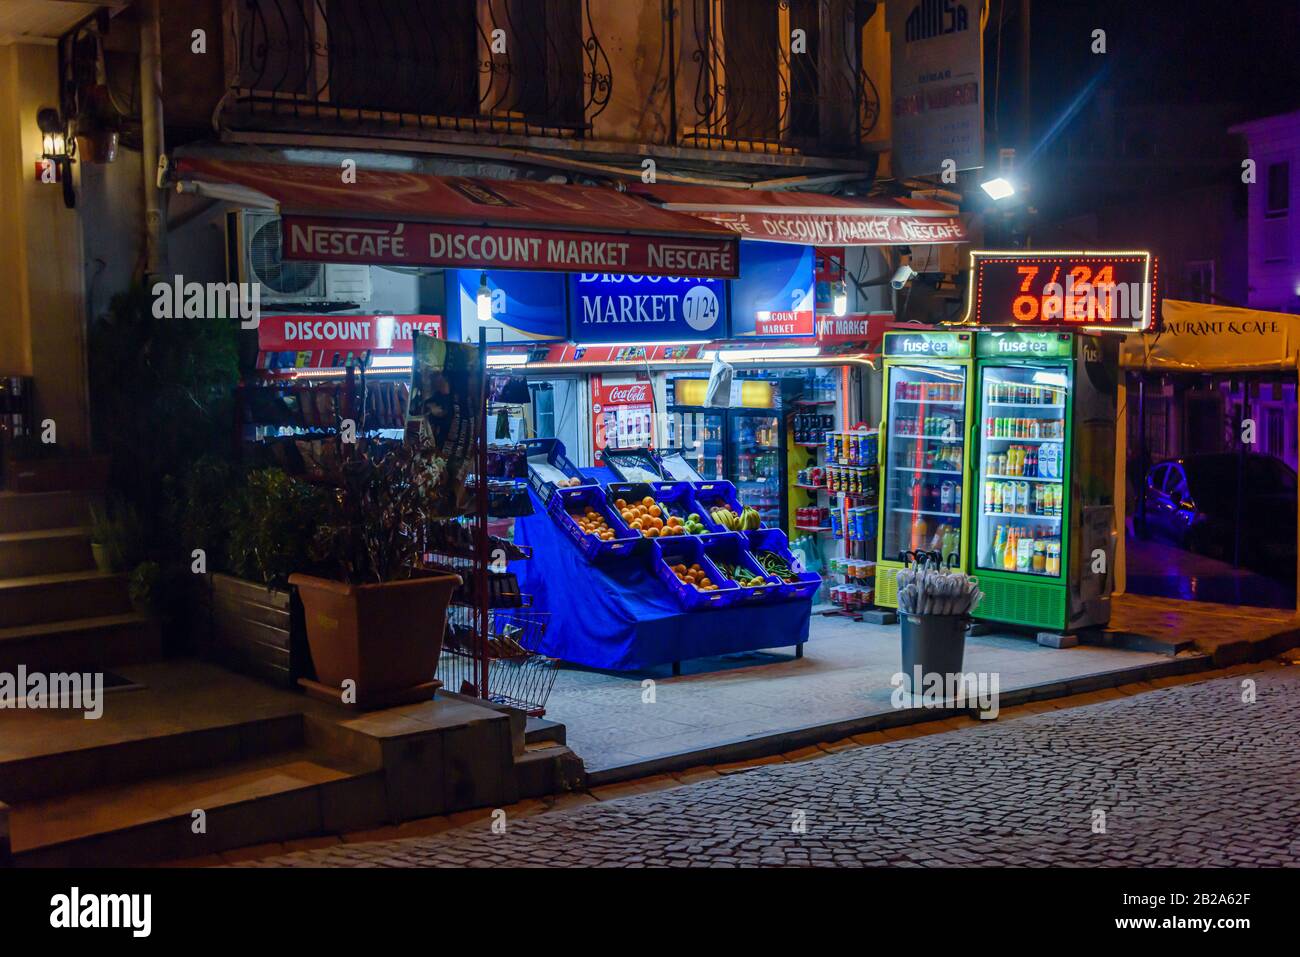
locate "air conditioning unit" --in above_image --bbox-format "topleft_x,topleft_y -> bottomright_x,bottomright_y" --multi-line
232,210 -> 372,304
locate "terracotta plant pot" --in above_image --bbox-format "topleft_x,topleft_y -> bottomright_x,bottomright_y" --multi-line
289,571 -> 460,709
75,130 -> 118,164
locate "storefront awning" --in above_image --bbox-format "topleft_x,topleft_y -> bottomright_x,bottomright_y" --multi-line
1121,299 -> 1300,373
172,157 -> 740,278
629,183 -> 967,246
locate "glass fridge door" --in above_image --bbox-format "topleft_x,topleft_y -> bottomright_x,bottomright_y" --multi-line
728,411 -> 782,526
974,364 -> 1069,578
667,408 -> 725,480
882,364 -> 968,564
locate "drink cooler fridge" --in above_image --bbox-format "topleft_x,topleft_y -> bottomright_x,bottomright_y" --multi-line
665,383 -> 791,531
972,332 -> 1118,632
876,331 -> 1118,633
874,331 -> 976,610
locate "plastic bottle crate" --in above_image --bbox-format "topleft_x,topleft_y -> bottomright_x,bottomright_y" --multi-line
689,480 -> 752,531
651,535 -> 739,610
699,532 -> 783,604
547,485 -> 641,563
745,528 -> 822,601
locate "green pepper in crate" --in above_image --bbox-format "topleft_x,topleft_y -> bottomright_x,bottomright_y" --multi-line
754,550 -> 800,583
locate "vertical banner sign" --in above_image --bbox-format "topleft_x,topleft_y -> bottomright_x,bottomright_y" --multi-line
888,0 -> 985,179
731,241 -> 816,337
409,336 -> 484,518
569,273 -> 727,343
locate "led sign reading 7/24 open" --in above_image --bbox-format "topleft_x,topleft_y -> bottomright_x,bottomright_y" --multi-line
962,251 -> 1157,332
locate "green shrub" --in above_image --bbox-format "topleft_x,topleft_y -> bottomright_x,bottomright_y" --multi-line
225,468 -> 328,588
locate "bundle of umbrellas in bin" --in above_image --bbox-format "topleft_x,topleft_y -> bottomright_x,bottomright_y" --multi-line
896,564 -> 984,617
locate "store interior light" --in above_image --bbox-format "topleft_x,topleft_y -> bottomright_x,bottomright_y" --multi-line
831,279 -> 848,317
486,353 -> 531,367
373,315 -> 395,351
572,340 -> 711,349
369,355 -> 413,370
980,177 -> 1016,201
476,272 -> 492,323
703,346 -> 822,363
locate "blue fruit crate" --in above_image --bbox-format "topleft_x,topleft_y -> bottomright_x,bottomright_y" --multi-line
615,481 -> 717,534
699,532 -> 783,604
651,535 -> 738,611
689,480 -> 749,532
547,485 -> 641,563
524,438 -> 594,504
745,528 -> 822,601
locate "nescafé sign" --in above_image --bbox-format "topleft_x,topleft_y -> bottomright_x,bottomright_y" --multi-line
963,251 -> 1156,332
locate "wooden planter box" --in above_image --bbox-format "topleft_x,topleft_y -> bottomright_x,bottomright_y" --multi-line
200,573 -> 313,688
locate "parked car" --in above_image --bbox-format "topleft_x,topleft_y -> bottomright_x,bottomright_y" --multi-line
1138,453 -> 1297,577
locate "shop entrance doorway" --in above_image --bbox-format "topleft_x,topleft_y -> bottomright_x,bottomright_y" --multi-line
1126,370 -> 1298,609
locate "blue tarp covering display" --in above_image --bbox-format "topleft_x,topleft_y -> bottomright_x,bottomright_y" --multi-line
514,473 -> 811,671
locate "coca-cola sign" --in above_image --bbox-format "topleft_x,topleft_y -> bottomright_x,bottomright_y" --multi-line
595,382 -> 652,406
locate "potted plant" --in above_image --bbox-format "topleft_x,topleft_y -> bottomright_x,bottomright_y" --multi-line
88,499 -> 142,573
72,84 -> 120,164
291,439 -> 460,709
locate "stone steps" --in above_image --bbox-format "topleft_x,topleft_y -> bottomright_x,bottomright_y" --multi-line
0,526 -> 94,578
0,611 -> 160,673
0,570 -> 133,627
8,747 -> 380,867
0,490 -> 100,534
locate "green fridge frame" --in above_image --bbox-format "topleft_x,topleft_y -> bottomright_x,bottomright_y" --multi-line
968,332 -> 1076,630
875,330 -> 978,609
968,330 -> 1119,632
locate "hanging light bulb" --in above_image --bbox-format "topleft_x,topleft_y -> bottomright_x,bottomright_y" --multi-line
476,272 -> 492,322
831,279 -> 848,317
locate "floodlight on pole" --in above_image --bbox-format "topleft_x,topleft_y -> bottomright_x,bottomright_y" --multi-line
980,177 -> 1016,201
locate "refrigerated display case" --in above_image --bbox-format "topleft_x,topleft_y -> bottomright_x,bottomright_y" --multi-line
665,376 -> 791,530
970,331 -> 1118,633
666,407 -> 725,480
974,364 -> 1069,582
730,410 -> 783,527
875,331 -> 976,608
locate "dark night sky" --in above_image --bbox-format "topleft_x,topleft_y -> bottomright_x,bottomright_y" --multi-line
990,0 -> 1300,136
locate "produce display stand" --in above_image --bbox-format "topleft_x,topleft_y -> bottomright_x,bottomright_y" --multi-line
514,464 -> 812,675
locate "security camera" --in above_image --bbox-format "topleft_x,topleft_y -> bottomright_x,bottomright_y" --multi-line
891,264 -> 917,290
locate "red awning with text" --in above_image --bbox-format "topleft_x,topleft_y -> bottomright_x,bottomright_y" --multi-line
173,157 -> 739,278
630,183 -> 966,246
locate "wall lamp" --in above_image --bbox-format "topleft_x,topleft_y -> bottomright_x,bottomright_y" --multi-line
37,107 -> 76,209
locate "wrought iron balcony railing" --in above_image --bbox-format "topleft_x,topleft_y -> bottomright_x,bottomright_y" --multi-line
669,0 -> 881,155
222,0 -> 612,138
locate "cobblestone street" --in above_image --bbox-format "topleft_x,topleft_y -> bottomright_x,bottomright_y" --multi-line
241,668 -> 1300,868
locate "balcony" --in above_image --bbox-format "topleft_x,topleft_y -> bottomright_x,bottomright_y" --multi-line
215,0 -> 881,162
667,0 -> 882,157
221,0 -> 613,139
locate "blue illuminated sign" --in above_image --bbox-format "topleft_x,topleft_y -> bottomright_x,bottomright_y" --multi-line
568,273 -> 728,343
730,241 -> 815,337
445,269 -> 566,343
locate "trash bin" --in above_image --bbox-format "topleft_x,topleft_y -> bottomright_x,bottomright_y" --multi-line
900,613 -> 967,693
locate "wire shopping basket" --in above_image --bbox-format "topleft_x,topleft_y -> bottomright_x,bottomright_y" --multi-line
437,609 -> 558,717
